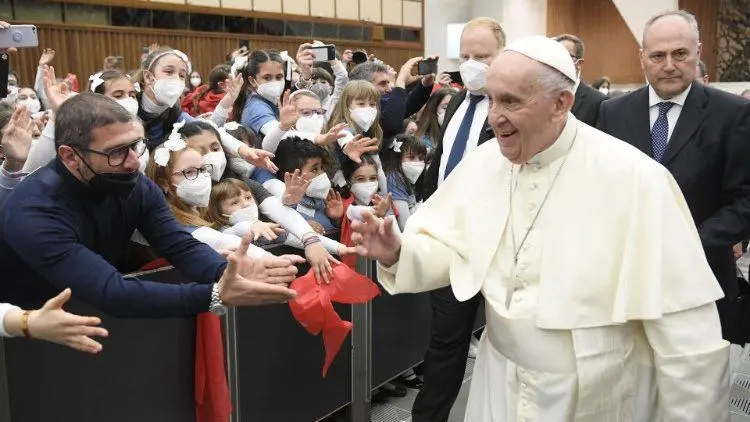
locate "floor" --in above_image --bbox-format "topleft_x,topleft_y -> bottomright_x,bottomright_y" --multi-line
370,358 -> 475,422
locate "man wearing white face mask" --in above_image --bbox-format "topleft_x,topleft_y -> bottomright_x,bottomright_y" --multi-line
553,34 -> 606,127
416,16 -> 505,422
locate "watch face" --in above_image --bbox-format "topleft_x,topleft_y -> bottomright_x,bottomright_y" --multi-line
210,304 -> 227,316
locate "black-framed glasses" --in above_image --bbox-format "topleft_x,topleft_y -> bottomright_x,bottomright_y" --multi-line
172,164 -> 213,180
76,138 -> 147,167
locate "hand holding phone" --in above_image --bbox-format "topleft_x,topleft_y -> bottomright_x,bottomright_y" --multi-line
418,58 -> 438,75
0,25 -> 38,50
308,44 -> 336,62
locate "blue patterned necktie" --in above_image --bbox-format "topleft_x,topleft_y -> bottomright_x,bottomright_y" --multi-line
651,101 -> 674,162
444,94 -> 484,178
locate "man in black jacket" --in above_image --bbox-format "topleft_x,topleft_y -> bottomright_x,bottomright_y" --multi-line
597,10 -> 750,343
554,33 -> 607,126
415,17 -> 505,422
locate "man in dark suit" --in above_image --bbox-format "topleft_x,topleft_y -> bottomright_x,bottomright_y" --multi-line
597,10 -> 750,343
553,34 -> 607,126
415,17 -> 504,422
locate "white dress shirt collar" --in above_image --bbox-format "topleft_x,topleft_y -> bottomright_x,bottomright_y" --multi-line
648,83 -> 692,108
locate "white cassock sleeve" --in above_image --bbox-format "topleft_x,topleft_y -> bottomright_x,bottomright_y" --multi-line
643,303 -> 730,421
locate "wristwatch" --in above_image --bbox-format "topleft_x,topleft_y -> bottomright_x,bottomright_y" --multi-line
209,283 -> 227,316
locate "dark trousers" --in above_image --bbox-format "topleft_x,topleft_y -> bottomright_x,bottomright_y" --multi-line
412,286 -> 481,422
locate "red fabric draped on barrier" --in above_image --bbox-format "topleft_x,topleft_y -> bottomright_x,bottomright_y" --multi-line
195,313 -> 232,422
289,263 -> 381,377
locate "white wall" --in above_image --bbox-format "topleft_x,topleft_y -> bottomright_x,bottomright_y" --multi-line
610,0 -> 679,45
424,0 -> 547,72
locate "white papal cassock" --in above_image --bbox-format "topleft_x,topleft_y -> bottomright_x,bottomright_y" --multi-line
377,114 -> 729,421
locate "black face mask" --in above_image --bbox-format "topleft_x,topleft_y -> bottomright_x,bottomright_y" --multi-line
73,149 -> 140,197
88,171 -> 140,197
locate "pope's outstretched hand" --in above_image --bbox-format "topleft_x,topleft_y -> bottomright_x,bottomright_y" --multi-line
350,211 -> 402,267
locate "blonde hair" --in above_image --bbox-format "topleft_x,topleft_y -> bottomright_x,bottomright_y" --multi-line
326,80 -> 383,148
205,179 -> 254,227
462,17 -> 507,49
145,147 -> 212,228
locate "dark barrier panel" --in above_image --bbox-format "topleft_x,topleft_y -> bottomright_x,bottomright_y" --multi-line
2,267 -> 197,422
233,245 -> 352,422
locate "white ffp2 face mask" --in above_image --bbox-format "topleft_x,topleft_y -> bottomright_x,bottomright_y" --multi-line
296,114 -> 326,134
257,80 -> 285,104
18,98 -> 41,114
402,161 -> 425,184
306,173 -> 331,200
190,77 -> 202,87
349,107 -> 378,132
203,151 -> 228,182
350,181 -> 379,205
116,97 -> 139,116
152,77 -> 185,107
459,59 -> 490,92
228,205 -> 259,225
175,174 -> 212,207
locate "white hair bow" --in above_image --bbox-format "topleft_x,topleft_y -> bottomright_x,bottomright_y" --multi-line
231,56 -> 249,77
391,140 -> 403,153
223,121 -> 240,131
89,72 -> 105,92
154,121 -> 187,167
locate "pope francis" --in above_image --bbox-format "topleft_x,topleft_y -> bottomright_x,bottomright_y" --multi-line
351,36 -> 729,421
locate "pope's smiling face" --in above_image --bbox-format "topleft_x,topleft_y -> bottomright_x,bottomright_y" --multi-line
486,51 -> 574,164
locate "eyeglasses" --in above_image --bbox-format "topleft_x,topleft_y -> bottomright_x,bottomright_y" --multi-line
172,164 -> 213,180
298,108 -> 326,117
76,138 -> 147,167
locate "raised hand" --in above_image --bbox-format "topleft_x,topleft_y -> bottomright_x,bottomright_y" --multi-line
0,21 -> 17,53
282,169 -> 310,206
42,65 -> 70,114
371,193 -> 392,218
217,235 -> 298,306
296,43 -> 315,80
397,56 -> 424,88
38,48 -> 56,66
1,107 -> 35,172
350,212 -> 402,266
342,135 -> 379,164
278,90 -> 299,131
438,72 -> 452,87
314,122 -> 348,147
238,145 -> 278,173
325,189 -> 344,220
302,238 -> 338,284
217,73 -> 245,109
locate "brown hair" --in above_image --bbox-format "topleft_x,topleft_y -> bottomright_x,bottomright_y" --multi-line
325,80 -> 383,148
87,70 -> 131,94
415,88 -> 455,145
205,178 -> 254,227
145,146 -> 212,228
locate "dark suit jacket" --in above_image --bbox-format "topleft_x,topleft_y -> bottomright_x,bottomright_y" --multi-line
423,90 -> 494,198
572,82 -> 607,127
597,83 -> 750,304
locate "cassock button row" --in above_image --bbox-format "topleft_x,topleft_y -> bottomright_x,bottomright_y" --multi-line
522,243 -> 531,251
521,382 -> 528,389
530,183 -> 538,190
522,400 -> 529,408
527,203 -> 536,211
514,296 -> 523,303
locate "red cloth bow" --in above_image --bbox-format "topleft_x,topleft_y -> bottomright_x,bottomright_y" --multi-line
289,263 -> 381,377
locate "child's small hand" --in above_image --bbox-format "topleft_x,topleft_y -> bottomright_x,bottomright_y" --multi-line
283,169 -> 310,206
250,221 -> 284,241
325,190 -> 344,220
342,135 -> 379,164
371,193 -> 392,218
306,220 -> 325,234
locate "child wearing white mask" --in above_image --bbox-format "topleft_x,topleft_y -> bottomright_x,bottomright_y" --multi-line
259,90 -> 347,154
206,179 -> 351,256
145,143 -> 270,258
325,80 -> 384,192
252,137 -> 341,235
138,48 -> 275,173
15,88 -> 42,115
381,134 -> 427,230
181,121 -> 348,279
414,88 -> 455,154
230,50 -> 287,143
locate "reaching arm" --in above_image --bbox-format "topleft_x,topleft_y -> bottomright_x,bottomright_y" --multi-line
22,120 -> 56,172
642,303 -> 729,421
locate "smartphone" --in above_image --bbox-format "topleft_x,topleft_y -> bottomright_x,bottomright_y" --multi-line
0,52 -> 8,99
309,44 -> 336,62
0,25 -> 38,50
418,58 -> 438,75
352,51 -> 368,64
447,70 -> 462,86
